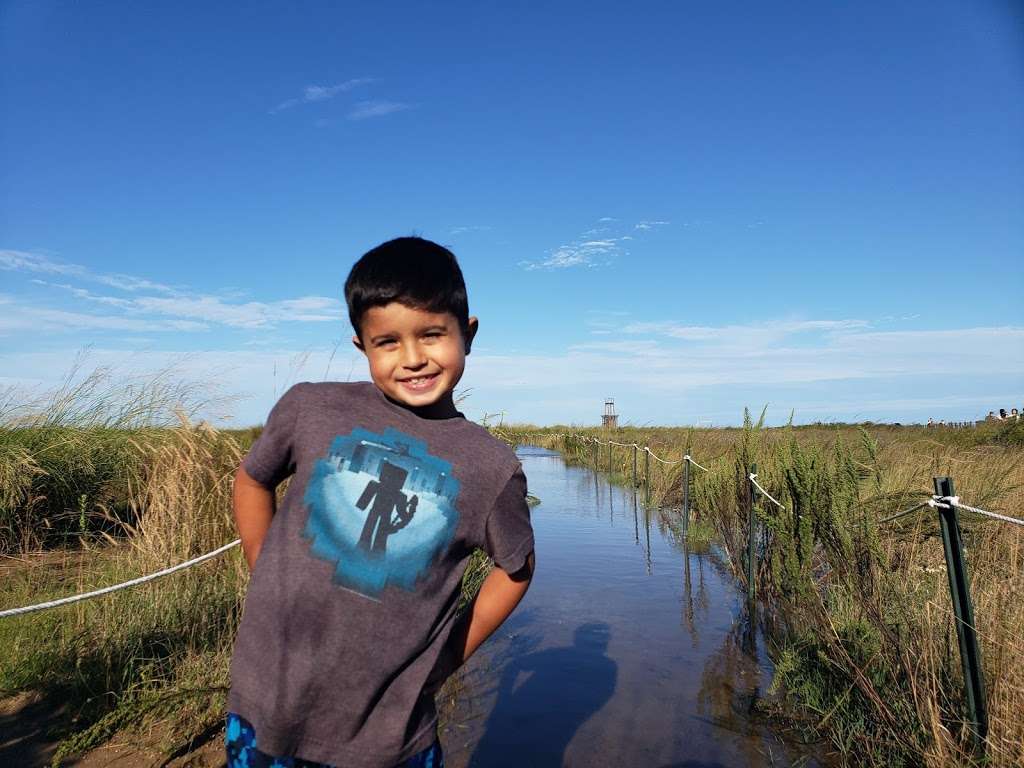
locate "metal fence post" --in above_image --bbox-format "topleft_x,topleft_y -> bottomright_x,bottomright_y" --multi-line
747,462 -> 757,603
933,476 -> 988,753
681,457 -> 690,538
632,444 -> 638,487
608,442 -> 612,474
644,447 -> 650,505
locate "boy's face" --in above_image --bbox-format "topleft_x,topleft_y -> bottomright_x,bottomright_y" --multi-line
354,302 -> 478,414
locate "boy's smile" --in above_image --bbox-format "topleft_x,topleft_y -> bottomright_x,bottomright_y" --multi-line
354,302 -> 478,418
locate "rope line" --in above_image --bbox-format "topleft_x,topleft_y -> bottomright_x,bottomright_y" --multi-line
940,497 -> 1024,527
749,473 -> 785,509
643,446 -> 682,465
529,434 -> 1022,528
879,500 -> 933,524
0,539 -> 241,619
684,455 -> 710,472
573,434 -> 702,468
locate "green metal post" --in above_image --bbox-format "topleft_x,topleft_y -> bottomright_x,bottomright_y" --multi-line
747,462 -> 757,603
934,476 -> 988,753
632,444 -> 638,487
681,458 -> 690,538
607,442 -> 612,474
644,447 -> 650,505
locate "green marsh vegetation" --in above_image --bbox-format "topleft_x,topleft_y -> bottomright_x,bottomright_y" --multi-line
498,418 -> 1024,768
0,366 -> 493,764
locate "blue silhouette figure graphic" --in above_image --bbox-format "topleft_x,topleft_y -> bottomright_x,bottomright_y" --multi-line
302,427 -> 460,596
356,461 -> 419,555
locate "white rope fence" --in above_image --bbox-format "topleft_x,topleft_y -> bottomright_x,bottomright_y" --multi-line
879,499 -> 941,524
748,473 -> 785,509
573,434 -> 701,468
684,455 -> 709,472
941,496 -> 1024,527
6,426 -> 1019,620
645,447 -> 682,466
0,539 -> 241,619
517,431 -> 1024,530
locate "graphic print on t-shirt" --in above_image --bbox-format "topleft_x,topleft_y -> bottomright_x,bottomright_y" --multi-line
302,427 -> 461,597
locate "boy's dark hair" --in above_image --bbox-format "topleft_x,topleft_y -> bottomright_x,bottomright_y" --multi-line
345,237 -> 469,339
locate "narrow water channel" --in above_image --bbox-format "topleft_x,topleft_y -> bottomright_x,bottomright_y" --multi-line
441,446 -> 824,768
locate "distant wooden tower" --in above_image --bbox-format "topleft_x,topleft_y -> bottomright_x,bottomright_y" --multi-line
602,398 -> 618,429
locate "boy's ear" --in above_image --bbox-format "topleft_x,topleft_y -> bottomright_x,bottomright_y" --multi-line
352,334 -> 366,353
464,317 -> 479,354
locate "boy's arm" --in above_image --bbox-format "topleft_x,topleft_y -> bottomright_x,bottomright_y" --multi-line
451,551 -> 535,664
233,465 -> 277,571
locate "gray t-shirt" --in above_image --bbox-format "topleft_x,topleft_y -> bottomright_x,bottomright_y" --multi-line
228,381 -> 534,767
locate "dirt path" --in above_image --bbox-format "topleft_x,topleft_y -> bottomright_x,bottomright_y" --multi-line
0,691 -> 225,768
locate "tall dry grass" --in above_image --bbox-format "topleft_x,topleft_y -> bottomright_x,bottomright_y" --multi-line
504,419 -> 1024,768
0,362 -> 245,761
0,416 -> 247,763
0,358 -> 230,553
0,364 -> 494,763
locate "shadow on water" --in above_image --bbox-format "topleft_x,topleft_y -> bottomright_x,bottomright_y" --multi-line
443,447 -> 830,768
468,622 -> 617,768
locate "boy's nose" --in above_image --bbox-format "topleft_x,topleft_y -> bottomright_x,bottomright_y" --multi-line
400,342 -> 427,369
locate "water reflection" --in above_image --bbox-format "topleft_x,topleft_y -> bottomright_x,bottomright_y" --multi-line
441,448 -> 827,768
468,623 -> 617,767
693,612 -> 769,767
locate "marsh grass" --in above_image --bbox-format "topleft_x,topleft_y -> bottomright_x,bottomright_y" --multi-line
0,416 -> 247,764
505,420 -> 1024,768
0,359 -> 232,553
0,365 -> 496,763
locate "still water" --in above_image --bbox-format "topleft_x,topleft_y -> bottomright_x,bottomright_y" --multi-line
441,447 -> 823,768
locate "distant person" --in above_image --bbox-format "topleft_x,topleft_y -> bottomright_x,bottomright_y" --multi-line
1012,407 -> 1020,421
228,237 -> 535,768
927,417 -> 934,427
986,411 -> 997,421
1000,408 -> 1008,420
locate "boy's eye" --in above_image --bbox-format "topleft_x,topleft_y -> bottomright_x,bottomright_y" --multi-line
375,338 -> 398,348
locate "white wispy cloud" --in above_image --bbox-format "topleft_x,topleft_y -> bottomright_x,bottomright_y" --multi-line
347,100 -> 413,121
270,78 -> 374,113
621,318 -> 870,344
2,320 -> 1020,427
1,249 -> 85,278
463,324 -> 1024,395
7,250 -> 180,295
521,217 -> 671,271
0,305 -> 209,334
520,235 -> 628,271
6,251 -> 344,333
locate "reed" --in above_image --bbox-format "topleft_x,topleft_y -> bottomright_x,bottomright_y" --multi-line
504,419 -> 1024,768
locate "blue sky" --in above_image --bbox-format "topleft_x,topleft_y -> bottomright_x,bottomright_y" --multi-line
2,0 -> 1022,427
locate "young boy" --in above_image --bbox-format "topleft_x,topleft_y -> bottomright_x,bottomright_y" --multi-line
227,237 -> 535,768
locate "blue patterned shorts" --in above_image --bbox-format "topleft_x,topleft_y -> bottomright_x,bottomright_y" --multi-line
225,713 -> 444,768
